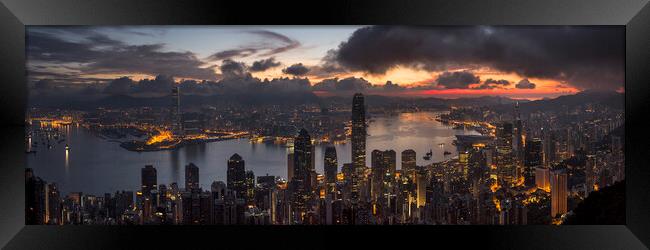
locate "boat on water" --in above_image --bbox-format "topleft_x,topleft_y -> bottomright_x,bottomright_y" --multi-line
65,144 -> 70,151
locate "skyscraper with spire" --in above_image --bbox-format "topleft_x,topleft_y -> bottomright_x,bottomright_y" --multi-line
351,93 -> 366,203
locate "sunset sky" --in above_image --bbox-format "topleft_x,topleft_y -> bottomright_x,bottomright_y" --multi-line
26,26 -> 624,100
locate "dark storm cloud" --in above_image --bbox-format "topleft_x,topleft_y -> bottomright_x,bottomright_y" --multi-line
471,78 -> 511,89
26,30 -> 218,80
312,77 -> 372,92
282,63 -> 310,76
435,71 -> 481,89
326,26 -> 623,91
249,57 -> 282,72
103,77 -> 134,95
515,78 -> 536,89
220,59 -> 249,79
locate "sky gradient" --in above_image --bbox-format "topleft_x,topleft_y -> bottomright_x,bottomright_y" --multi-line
26,26 -> 624,100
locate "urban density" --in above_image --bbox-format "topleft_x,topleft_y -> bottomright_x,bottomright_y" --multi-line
24,26 -> 624,225
26,90 -> 624,225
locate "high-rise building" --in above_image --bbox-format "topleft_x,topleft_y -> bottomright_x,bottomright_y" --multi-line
170,85 -> 182,136
287,152 -> 294,181
25,168 -> 46,225
324,146 -> 338,185
535,167 -> 550,192
245,170 -> 256,205
141,165 -> 157,196
416,168 -> 427,208
185,163 -> 199,191
524,138 -> 543,186
513,102 -> 524,156
46,183 -> 61,225
550,168 -> 568,218
351,93 -> 366,171
401,149 -> 417,174
293,129 -> 312,184
371,150 -> 385,202
496,122 -> 516,186
291,129 -> 312,222
382,150 -> 397,176
227,154 -> 246,199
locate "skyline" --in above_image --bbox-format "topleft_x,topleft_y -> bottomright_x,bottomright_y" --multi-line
27,26 -> 624,100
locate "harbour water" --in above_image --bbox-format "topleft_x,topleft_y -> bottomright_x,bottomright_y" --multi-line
27,111 -> 480,195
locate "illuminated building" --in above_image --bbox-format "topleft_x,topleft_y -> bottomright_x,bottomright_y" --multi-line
245,170 -> 256,205
46,183 -> 61,225
141,165 -> 157,196
524,138 -> 543,187
227,154 -> 246,199
287,152 -> 294,181
496,122 -> 516,186
513,102 -> 524,158
324,146 -> 338,185
585,155 -> 596,195
382,150 -> 397,176
185,163 -> 199,191
535,167 -> 550,191
351,93 -> 366,175
170,85 -> 182,136
25,168 -> 46,225
291,129 -> 312,222
416,168 -> 427,208
401,149 -> 417,174
371,150 -> 386,202
550,168 -> 568,218
543,129 -> 557,167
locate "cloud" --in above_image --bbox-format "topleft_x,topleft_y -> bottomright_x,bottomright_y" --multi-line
325,26 -> 623,91
249,57 -> 281,72
27,29 -> 218,81
282,63 -> 310,76
206,48 -> 257,61
312,77 -> 372,92
471,78 -> 511,89
205,30 -> 300,62
248,30 -> 301,56
515,78 -> 536,89
103,77 -> 134,95
435,71 -> 480,89
220,59 -> 249,79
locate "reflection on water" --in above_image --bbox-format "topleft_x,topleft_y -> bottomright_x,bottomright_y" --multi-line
28,111 -> 479,195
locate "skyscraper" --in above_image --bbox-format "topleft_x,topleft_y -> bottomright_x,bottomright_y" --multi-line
293,129 -> 312,185
170,85 -> 182,136
287,152 -> 294,181
291,129 -> 312,222
46,183 -> 61,225
513,102 -> 523,156
25,168 -> 46,225
371,150 -> 385,202
324,146 -> 338,185
496,122 -> 516,186
227,154 -> 246,199
550,168 -> 568,218
401,149 -> 417,174
382,150 -> 397,176
351,93 -> 366,171
524,138 -> 543,186
141,165 -> 157,196
185,163 -> 199,191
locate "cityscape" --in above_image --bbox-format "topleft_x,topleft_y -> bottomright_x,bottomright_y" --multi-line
25,26 -> 624,225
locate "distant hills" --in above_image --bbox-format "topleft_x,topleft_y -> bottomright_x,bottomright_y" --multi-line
29,90 -> 623,112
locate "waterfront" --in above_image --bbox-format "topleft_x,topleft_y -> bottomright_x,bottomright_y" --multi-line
27,111 -> 479,195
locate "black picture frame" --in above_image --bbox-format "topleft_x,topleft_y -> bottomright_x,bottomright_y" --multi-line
1,0 -> 649,249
